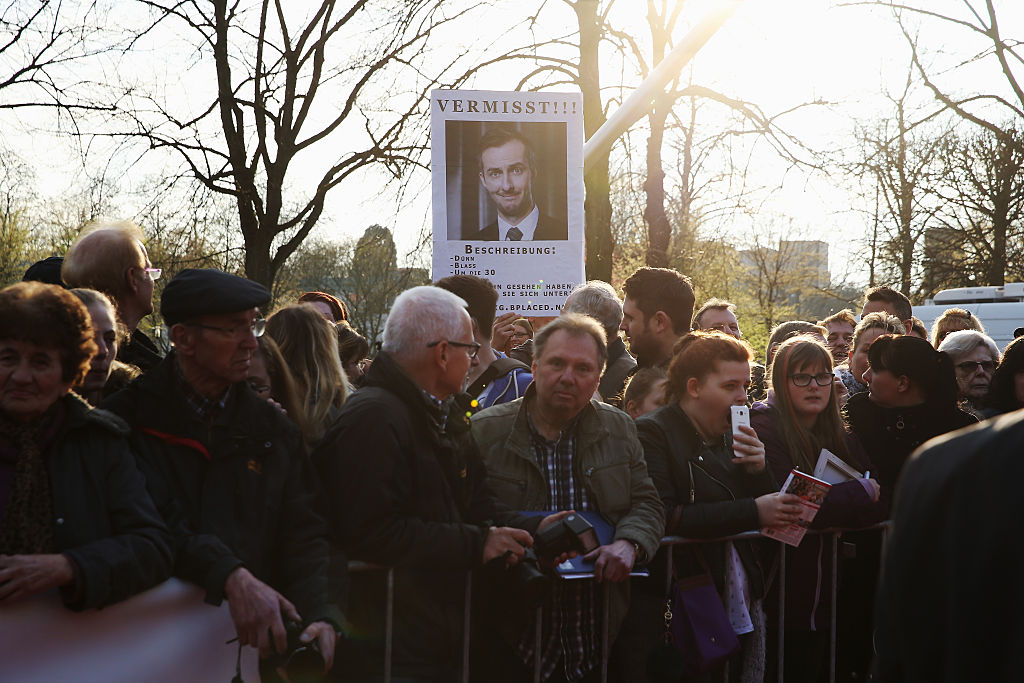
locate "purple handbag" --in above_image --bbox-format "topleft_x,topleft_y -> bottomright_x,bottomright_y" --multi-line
667,565 -> 741,676
647,460 -> 742,680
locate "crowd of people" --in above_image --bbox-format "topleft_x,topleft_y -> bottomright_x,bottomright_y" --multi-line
3,219 -> 1021,682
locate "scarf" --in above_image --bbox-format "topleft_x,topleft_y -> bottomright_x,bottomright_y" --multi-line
0,408 -> 60,554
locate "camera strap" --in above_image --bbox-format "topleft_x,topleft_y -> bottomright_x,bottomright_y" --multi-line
230,639 -> 244,683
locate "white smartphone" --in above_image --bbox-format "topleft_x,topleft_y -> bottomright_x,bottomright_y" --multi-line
730,405 -> 750,458
730,405 -> 750,436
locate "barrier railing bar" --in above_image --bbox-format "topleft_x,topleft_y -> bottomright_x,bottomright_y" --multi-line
778,542 -> 786,683
533,605 -> 543,683
348,522 -> 891,681
385,568 -> 394,683
830,533 -> 838,683
601,581 -> 610,683
462,576 -> 472,683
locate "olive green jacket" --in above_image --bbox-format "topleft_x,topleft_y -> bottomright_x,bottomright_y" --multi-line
470,389 -> 664,640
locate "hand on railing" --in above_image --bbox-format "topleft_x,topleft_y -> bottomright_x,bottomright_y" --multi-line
224,566 -> 300,659
583,540 -> 635,583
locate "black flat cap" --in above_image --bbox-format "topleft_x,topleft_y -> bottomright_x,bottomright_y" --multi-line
22,256 -> 66,287
161,268 -> 270,326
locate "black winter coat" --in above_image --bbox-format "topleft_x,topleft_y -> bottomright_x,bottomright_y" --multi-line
45,393 -> 173,610
874,411 -> 1024,682
844,392 -> 977,515
636,403 -> 778,598
116,328 -> 163,373
313,351 -> 526,680
101,355 -> 341,627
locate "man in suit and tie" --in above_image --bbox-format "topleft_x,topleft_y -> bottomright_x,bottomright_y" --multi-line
467,127 -> 568,241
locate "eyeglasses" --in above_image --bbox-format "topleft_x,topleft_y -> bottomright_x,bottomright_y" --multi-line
955,360 -> 996,374
790,372 -> 834,387
247,381 -> 271,395
144,267 -> 162,281
186,318 -> 266,339
426,339 -> 481,359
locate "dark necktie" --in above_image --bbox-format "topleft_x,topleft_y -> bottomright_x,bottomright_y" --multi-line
506,226 -> 523,241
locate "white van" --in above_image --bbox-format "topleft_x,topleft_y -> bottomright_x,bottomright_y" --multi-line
914,283 -> 1024,350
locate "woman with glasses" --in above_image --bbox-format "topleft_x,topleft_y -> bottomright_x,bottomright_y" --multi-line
983,336 -> 1024,416
249,335 -> 308,433
938,329 -> 1001,418
751,336 -> 884,683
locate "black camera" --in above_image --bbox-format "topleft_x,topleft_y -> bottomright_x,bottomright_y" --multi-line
267,621 -> 325,683
534,513 -> 600,559
511,514 -> 601,605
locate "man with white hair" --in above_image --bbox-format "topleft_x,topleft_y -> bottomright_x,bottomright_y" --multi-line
62,220 -> 164,371
938,329 -> 1001,418
313,285 -> 538,681
563,280 -> 636,406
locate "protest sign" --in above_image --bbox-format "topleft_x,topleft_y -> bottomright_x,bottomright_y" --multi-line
431,89 -> 585,314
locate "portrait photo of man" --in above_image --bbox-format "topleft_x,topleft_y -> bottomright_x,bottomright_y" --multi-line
471,127 -> 568,241
445,121 -> 570,241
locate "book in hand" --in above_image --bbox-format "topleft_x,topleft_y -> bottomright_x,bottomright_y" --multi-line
762,469 -> 831,547
812,448 -> 863,484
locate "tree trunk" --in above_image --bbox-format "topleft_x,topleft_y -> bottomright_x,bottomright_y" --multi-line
986,132 -> 1015,285
577,0 -> 612,283
644,96 -> 671,267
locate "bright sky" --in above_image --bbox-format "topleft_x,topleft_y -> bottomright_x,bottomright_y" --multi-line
5,0 -> 1021,284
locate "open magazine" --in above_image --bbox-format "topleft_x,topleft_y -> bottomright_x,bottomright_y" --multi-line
762,470 -> 831,547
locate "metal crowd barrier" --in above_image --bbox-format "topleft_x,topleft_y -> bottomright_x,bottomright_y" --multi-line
351,521 -> 891,683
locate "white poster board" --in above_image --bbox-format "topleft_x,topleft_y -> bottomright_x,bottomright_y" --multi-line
0,579 -> 259,683
430,89 -> 585,314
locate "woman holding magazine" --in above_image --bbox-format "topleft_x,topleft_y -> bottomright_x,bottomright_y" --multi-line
622,332 -> 801,683
751,336 -> 884,683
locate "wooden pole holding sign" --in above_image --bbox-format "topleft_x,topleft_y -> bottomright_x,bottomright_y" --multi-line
582,0 -> 743,172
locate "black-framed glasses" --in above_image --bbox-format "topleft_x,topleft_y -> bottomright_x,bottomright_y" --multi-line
426,339 -> 481,359
790,372 -> 833,387
186,318 -> 266,339
955,360 -> 996,374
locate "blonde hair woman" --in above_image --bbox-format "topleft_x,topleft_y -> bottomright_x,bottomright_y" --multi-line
266,304 -> 348,446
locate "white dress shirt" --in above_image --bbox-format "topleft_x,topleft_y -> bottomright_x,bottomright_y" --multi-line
499,205 -> 540,241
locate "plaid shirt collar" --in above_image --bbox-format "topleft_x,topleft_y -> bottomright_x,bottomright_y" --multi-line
524,399 -> 584,448
173,356 -> 232,422
419,388 -> 455,432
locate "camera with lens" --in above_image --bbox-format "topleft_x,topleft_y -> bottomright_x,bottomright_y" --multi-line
511,513 -> 601,605
267,621 -> 326,683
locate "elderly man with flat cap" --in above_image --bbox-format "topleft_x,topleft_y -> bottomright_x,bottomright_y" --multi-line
103,268 -> 342,674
